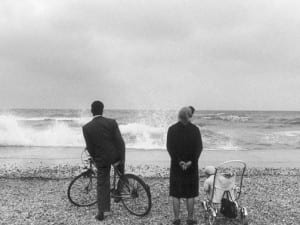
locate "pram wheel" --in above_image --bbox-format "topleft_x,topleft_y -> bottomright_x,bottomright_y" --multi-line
240,207 -> 248,225
205,207 -> 216,225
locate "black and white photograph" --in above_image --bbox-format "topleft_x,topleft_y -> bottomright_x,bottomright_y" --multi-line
0,0 -> 299,224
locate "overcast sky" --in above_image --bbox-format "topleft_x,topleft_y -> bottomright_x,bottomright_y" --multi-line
0,0 -> 300,110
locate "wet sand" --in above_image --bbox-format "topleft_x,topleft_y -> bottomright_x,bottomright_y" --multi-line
0,147 -> 299,170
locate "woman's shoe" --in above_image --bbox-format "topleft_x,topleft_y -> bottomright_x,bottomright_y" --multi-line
95,212 -> 104,221
172,219 -> 181,225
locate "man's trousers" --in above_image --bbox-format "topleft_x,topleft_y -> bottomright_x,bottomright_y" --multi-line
96,162 -> 125,212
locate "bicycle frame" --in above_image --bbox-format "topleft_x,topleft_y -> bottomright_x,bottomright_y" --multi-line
84,157 -> 126,198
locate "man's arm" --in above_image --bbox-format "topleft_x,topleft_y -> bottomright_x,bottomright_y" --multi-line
82,127 -> 95,158
113,121 -> 125,162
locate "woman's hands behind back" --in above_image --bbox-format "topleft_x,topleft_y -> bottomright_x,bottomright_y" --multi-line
179,161 -> 192,170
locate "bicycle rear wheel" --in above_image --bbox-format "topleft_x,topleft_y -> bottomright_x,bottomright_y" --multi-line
67,169 -> 97,207
118,174 -> 151,216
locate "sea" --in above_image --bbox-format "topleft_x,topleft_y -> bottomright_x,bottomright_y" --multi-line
0,109 -> 300,151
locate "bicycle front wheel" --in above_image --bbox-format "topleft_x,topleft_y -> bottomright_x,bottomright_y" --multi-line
118,174 -> 152,216
67,169 -> 97,207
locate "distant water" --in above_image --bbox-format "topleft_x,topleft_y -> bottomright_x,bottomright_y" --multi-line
0,109 -> 300,151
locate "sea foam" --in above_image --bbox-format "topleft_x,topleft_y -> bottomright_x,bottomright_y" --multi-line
0,115 -> 84,147
1,110 -> 300,151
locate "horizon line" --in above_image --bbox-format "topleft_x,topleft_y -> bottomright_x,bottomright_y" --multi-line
1,107 -> 300,112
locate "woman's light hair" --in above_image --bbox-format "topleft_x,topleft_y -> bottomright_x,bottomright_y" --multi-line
178,107 -> 192,124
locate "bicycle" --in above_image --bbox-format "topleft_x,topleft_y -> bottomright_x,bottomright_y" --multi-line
67,151 -> 152,217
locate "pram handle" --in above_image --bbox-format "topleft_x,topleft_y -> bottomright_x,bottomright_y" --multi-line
215,160 -> 247,169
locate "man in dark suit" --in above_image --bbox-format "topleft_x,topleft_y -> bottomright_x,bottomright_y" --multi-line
82,100 -> 125,221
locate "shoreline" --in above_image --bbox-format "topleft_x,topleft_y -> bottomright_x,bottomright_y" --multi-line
0,147 -> 300,178
1,147 -> 300,168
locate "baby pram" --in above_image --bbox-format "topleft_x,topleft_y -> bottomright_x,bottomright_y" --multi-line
202,160 -> 248,225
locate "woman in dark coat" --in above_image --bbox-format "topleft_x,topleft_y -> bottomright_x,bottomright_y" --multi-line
167,107 -> 203,225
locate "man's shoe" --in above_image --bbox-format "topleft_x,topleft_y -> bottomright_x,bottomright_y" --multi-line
95,212 -> 104,221
186,219 -> 197,225
172,219 -> 181,225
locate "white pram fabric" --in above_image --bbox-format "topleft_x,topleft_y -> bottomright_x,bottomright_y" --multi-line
204,173 -> 236,204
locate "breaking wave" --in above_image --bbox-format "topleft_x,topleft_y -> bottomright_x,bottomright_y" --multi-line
201,113 -> 249,122
0,115 -> 84,147
1,109 -> 299,151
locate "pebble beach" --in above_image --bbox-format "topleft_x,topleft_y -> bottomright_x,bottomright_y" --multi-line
1,159 -> 299,225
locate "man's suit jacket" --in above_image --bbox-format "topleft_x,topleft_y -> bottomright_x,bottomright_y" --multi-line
82,116 -> 125,167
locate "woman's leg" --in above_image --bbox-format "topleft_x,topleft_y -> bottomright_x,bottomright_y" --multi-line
186,198 -> 194,220
173,197 -> 180,220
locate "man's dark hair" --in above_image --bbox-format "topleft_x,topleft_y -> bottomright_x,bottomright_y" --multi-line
91,101 -> 104,115
189,106 -> 195,115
